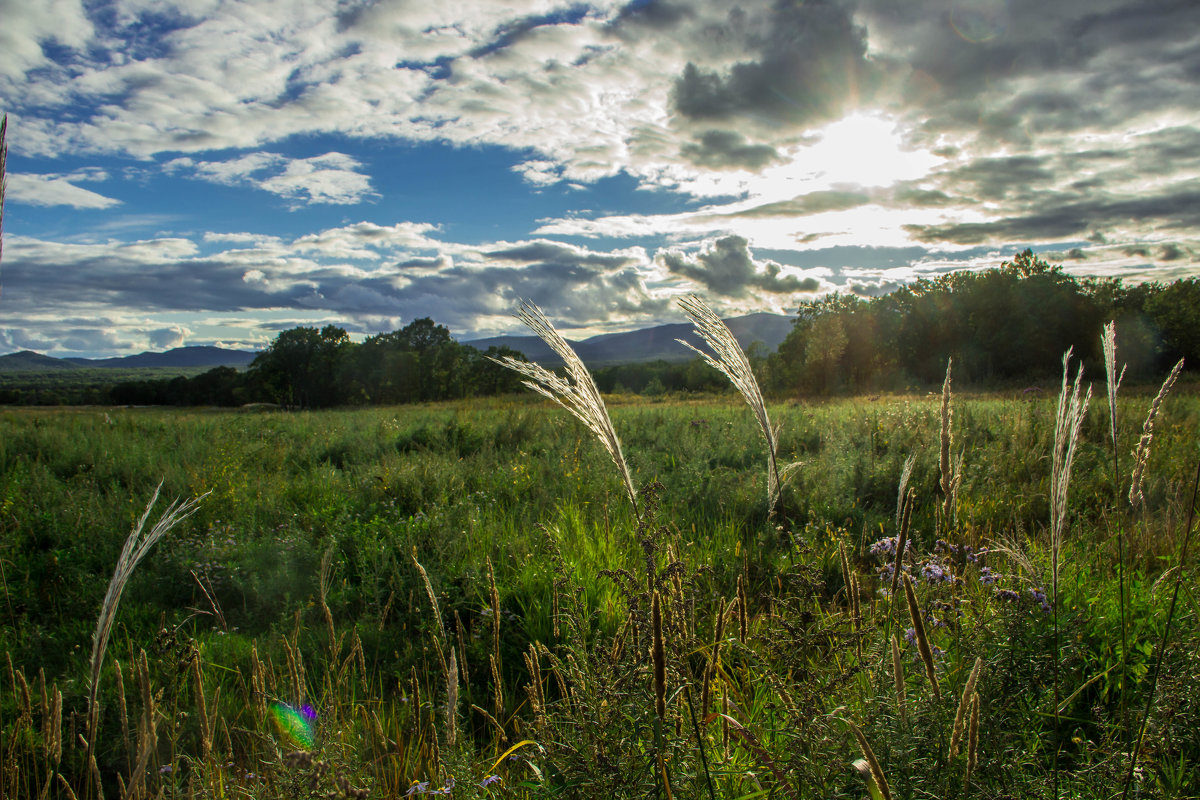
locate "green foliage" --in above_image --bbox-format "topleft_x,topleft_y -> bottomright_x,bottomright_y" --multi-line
770,250 -> 1195,396
0,380 -> 1197,797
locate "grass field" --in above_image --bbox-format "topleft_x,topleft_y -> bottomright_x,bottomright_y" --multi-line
1,380 -> 1197,797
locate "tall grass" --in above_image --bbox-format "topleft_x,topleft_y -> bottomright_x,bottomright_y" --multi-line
0,360 -> 1197,797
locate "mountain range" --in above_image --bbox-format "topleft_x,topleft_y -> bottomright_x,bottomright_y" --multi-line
0,313 -> 795,372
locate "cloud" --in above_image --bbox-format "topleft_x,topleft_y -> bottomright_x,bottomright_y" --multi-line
166,151 -> 376,206
656,235 -> 822,296
670,0 -> 879,128
148,325 -> 191,349
680,130 -> 780,170
7,173 -> 121,209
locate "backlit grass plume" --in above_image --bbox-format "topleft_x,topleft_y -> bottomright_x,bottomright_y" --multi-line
488,300 -> 638,517
677,294 -> 790,514
1128,357 -> 1184,508
87,482 -> 207,759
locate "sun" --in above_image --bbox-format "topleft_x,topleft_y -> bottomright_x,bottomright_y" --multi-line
806,112 -> 942,188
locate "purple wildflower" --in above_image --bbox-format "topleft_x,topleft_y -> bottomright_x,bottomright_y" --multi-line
995,589 -> 1020,602
979,567 -> 1000,586
1029,587 -> 1052,613
159,765 -> 173,775
479,775 -> 502,788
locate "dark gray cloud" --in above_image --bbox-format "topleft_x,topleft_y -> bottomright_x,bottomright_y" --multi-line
657,235 -> 821,295
485,240 -> 637,270
905,186 -> 1200,245
680,130 -> 781,170
858,0 -> 1200,149
671,0 -> 879,128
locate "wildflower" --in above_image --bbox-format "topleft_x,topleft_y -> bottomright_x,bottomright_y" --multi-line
159,764 -> 173,775
995,589 -> 1020,602
479,775 -> 502,788
922,562 -> 949,583
979,567 -> 1000,586
1028,587 -> 1052,613
405,781 -> 430,796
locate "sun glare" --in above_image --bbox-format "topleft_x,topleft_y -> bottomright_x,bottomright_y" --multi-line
808,113 -> 942,187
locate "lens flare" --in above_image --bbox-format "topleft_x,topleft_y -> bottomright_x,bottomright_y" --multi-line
269,702 -> 317,748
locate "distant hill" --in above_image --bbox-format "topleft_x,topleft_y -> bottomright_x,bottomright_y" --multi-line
0,350 -> 83,372
463,312 -> 794,365
1,346 -> 258,373
3,314 -> 795,374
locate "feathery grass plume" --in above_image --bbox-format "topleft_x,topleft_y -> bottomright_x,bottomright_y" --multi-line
488,300 -> 638,516
891,634 -> 907,726
1102,322 -> 1125,459
1050,348 -> 1091,589
949,657 -> 983,758
1128,357 -> 1184,508
1050,347 -> 1090,800
966,692 -> 980,784
677,295 -> 793,514
847,719 -> 893,800
86,482 -> 206,760
1103,321 -> 1131,742
652,591 -> 667,722
890,490 -> 913,606
939,358 -> 956,526
903,574 -> 940,701
896,454 -> 916,531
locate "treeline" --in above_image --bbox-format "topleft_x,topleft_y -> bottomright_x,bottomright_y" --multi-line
107,319 -> 532,408
4,251 -> 1196,406
765,250 -> 1198,395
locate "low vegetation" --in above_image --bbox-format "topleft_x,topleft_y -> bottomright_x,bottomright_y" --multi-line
1,306 -> 1197,798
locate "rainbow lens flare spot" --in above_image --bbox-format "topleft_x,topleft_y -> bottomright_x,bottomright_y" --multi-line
269,702 -> 317,748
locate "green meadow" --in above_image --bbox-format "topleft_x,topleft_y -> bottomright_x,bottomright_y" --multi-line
1,382 -> 1197,798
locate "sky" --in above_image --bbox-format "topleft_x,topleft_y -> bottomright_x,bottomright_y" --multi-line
1,0 -> 1198,358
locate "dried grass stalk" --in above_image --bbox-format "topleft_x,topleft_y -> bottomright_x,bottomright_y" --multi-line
966,692 -> 981,784
949,657 -> 983,758
903,574 -> 940,700
940,358 -> 956,525
488,301 -> 637,515
411,547 -> 445,640
87,483 -> 206,758
1129,358 -> 1184,508
736,575 -> 748,644
701,600 -> 726,716
489,654 -> 505,723
191,653 -> 211,760
652,591 -> 667,722
847,719 -> 893,800
677,295 -> 793,514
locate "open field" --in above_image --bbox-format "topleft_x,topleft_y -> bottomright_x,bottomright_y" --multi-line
1,385 -> 1197,798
